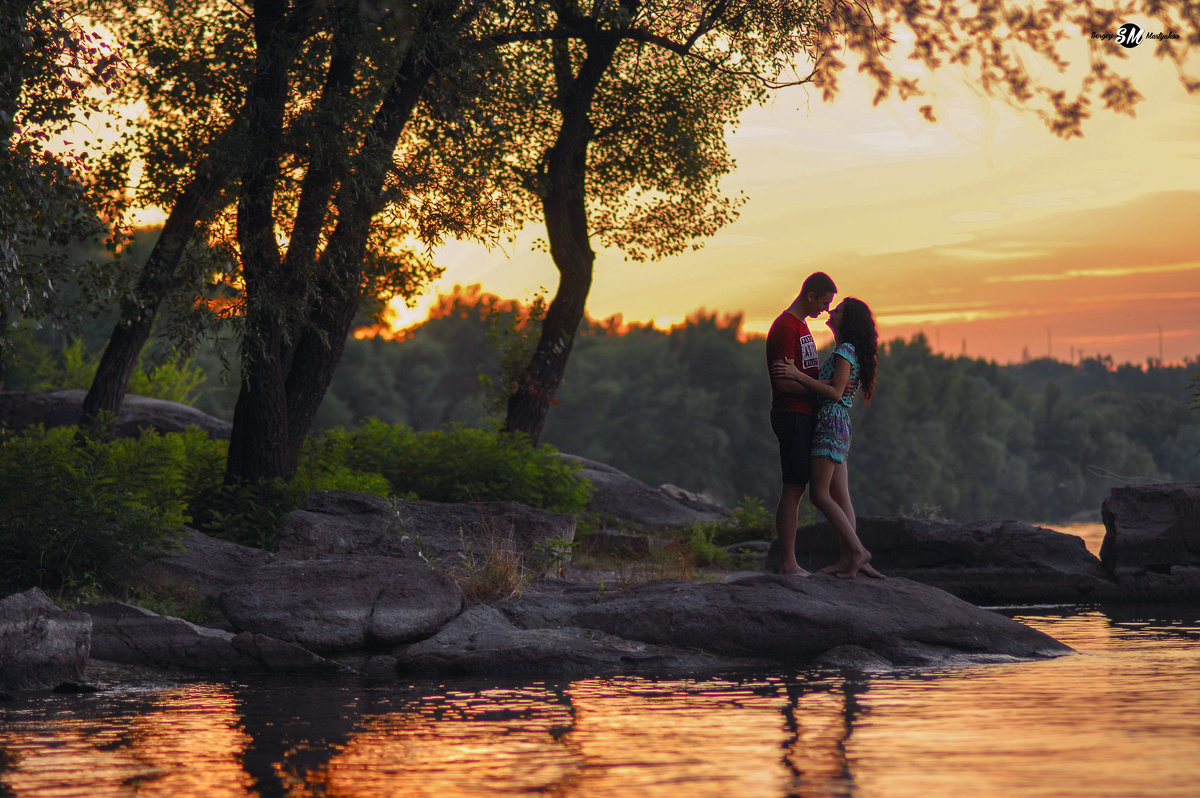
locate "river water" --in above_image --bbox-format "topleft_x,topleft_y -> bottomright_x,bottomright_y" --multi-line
3,524 -> 1198,798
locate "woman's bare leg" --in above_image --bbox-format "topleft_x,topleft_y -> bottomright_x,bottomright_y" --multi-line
829,461 -> 884,578
809,457 -> 868,575
819,460 -> 853,573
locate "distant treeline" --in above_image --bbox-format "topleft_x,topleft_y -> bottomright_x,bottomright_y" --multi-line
10,286 -> 1199,523
246,287 -> 1200,522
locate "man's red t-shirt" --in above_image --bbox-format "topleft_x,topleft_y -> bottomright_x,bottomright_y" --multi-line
766,310 -> 820,414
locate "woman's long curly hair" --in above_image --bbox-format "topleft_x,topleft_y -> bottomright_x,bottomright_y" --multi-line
837,298 -> 878,402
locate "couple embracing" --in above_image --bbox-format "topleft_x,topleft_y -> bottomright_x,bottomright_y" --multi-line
766,271 -> 883,579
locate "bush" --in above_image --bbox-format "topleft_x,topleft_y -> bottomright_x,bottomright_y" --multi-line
189,420 -> 588,551
0,417 -> 591,596
314,420 -> 592,513
0,426 -> 192,595
188,442 -> 391,550
685,495 -> 788,549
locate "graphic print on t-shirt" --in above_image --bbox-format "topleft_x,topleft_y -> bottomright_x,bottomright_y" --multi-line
799,332 -> 819,371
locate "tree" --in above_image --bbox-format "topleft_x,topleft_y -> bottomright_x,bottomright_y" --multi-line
83,0 -> 514,481
496,0 -> 1200,441
225,0 -> 501,482
497,1 -> 823,442
79,0 -> 258,428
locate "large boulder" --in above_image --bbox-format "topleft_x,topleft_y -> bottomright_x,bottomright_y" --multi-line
220,555 -> 463,653
1101,482 -> 1200,574
136,528 -> 274,596
0,390 -> 231,438
1100,482 -> 1200,601
767,517 -> 1118,605
560,454 -> 728,528
83,602 -> 339,675
278,491 -> 576,576
396,604 -> 763,677
496,573 -> 1070,671
0,588 -> 91,691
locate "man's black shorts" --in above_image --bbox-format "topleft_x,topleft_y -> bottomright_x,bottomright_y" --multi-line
771,411 -> 815,487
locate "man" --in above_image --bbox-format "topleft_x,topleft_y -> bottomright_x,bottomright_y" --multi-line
765,271 -> 836,576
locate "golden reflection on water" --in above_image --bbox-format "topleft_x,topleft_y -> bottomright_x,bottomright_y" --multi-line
849,612 -> 1200,798
2,610 -> 1199,798
321,679 -> 854,797
1,684 -> 254,797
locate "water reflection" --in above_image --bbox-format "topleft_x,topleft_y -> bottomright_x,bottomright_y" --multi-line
2,609 -> 1198,797
846,611 -> 1200,798
0,684 -> 255,797
309,678 -> 862,797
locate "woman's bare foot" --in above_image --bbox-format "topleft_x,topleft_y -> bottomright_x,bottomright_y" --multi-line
777,564 -> 813,578
859,562 -> 886,579
836,551 -> 876,579
820,561 -> 848,575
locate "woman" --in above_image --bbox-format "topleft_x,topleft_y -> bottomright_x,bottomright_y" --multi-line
771,298 -> 882,578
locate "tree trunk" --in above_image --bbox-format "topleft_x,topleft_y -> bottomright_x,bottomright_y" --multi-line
502,228 -> 593,444
77,87 -> 245,427
280,33 -> 440,470
78,160 -> 234,428
503,32 -> 620,443
227,1 -> 451,482
224,0 -> 305,485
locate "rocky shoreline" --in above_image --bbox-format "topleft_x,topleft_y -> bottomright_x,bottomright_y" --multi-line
4,472 -> 1197,695
2,393 -> 1197,694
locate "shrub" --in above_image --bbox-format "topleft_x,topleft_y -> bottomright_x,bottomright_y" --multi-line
189,448 -> 391,551
682,495 -> 784,550
684,523 -> 729,568
314,420 -> 591,513
0,415 -> 590,596
158,420 -> 582,552
0,426 -> 191,595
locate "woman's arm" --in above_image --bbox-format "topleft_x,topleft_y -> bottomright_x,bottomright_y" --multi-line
770,358 -> 812,396
771,356 -> 851,401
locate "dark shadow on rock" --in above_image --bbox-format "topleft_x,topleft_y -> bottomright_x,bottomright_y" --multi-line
766,516 -> 1119,605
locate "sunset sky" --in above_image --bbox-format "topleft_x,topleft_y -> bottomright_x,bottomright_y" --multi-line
392,27 -> 1200,366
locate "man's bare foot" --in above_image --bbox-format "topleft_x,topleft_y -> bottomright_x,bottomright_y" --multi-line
819,562 -> 847,575
777,564 -> 813,578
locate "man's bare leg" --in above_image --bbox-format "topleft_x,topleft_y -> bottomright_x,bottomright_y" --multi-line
775,482 -> 812,576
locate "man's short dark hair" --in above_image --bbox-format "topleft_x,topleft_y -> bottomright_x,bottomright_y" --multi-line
801,271 -> 837,298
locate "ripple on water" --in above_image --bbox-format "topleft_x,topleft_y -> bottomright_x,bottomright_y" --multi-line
2,610 -> 1198,798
